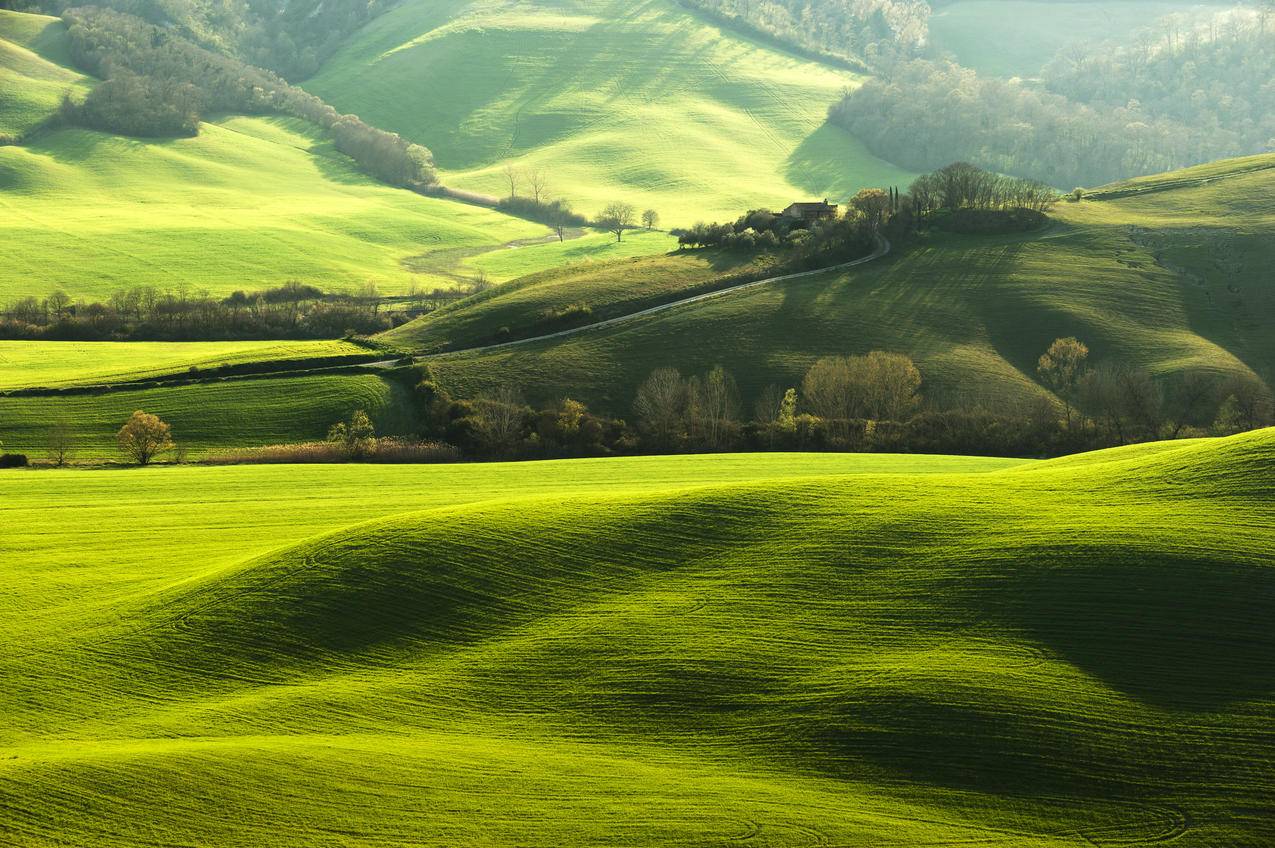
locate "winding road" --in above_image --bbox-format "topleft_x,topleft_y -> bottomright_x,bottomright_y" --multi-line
412,234 -> 892,361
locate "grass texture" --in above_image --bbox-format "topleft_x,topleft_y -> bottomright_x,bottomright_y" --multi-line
0,430 -> 1271,844
419,153 -> 1275,414
382,246 -> 777,351
0,372 -> 416,457
305,0 -> 916,224
0,339 -> 371,391
0,10 -> 91,137
0,114 -> 550,301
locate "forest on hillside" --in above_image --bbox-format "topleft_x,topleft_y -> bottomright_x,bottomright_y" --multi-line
6,0 -> 395,78
831,6 -> 1275,187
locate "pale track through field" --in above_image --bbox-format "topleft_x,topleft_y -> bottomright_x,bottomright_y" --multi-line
413,233 -> 891,362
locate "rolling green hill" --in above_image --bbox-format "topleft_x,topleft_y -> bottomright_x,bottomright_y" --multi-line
0,339 -> 373,391
0,430 -> 1271,845
0,114 -> 557,301
0,9 -> 91,138
416,153 -> 1275,416
304,0 -> 915,224
0,371 -> 416,457
382,246 -> 779,351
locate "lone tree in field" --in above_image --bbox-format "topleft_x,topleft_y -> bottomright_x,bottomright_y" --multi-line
1037,337 -> 1089,428
117,411 -> 174,466
328,409 -> 376,459
47,421 -> 74,467
642,209 -> 660,230
598,202 -> 636,242
502,163 -> 521,198
548,199 -> 577,242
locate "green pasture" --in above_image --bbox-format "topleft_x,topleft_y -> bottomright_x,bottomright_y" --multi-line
305,0 -> 916,225
0,339 -> 371,391
419,154 -> 1275,415
0,430 -> 1270,844
0,115 -> 549,301
383,246 -> 777,351
0,10 -> 91,137
0,372 -> 415,457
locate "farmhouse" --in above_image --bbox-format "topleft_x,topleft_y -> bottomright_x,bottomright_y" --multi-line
781,199 -> 839,222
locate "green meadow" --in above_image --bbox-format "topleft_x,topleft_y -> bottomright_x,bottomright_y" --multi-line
0,9 -> 90,137
382,246 -> 778,351
0,114 -> 551,301
305,0 -> 916,224
416,154 -> 1275,414
0,430 -> 1271,845
0,339 -> 371,390
0,372 -> 415,457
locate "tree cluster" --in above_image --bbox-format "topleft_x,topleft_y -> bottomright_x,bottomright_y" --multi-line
1,281 -> 398,342
25,0 -> 397,80
61,72 -> 199,137
674,202 -> 881,266
829,11 -> 1275,189
58,7 -> 436,188
679,0 -> 928,67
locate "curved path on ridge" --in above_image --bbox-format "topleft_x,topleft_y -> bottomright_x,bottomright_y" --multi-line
412,234 -> 891,361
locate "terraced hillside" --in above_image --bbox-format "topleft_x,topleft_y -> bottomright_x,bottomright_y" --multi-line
0,9 -> 90,138
416,153 -> 1275,415
305,0 -> 914,223
1,430 -> 1271,845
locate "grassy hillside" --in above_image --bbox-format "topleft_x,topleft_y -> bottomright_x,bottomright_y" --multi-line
383,247 -> 778,351
928,1 -> 1209,78
0,10 -> 91,138
0,115 -> 554,301
0,372 -> 415,457
0,430 -> 1271,844
0,339 -> 373,391
419,154 -> 1275,415
305,0 -> 915,224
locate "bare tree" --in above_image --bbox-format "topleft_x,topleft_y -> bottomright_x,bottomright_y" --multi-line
641,209 -> 660,230
526,168 -> 549,204
475,385 -> 528,454
694,365 -> 740,450
634,367 -> 687,446
597,202 -> 636,242
502,163 -> 521,199
47,421 -> 74,467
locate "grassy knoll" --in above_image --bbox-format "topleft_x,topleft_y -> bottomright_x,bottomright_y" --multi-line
0,339 -> 373,391
0,115 -> 550,301
383,246 -> 778,352
420,154 -> 1275,415
0,372 -> 415,457
0,430 -> 1271,845
305,0 -> 915,224
927,0 -> 1207,78
0,10 -> 91,137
